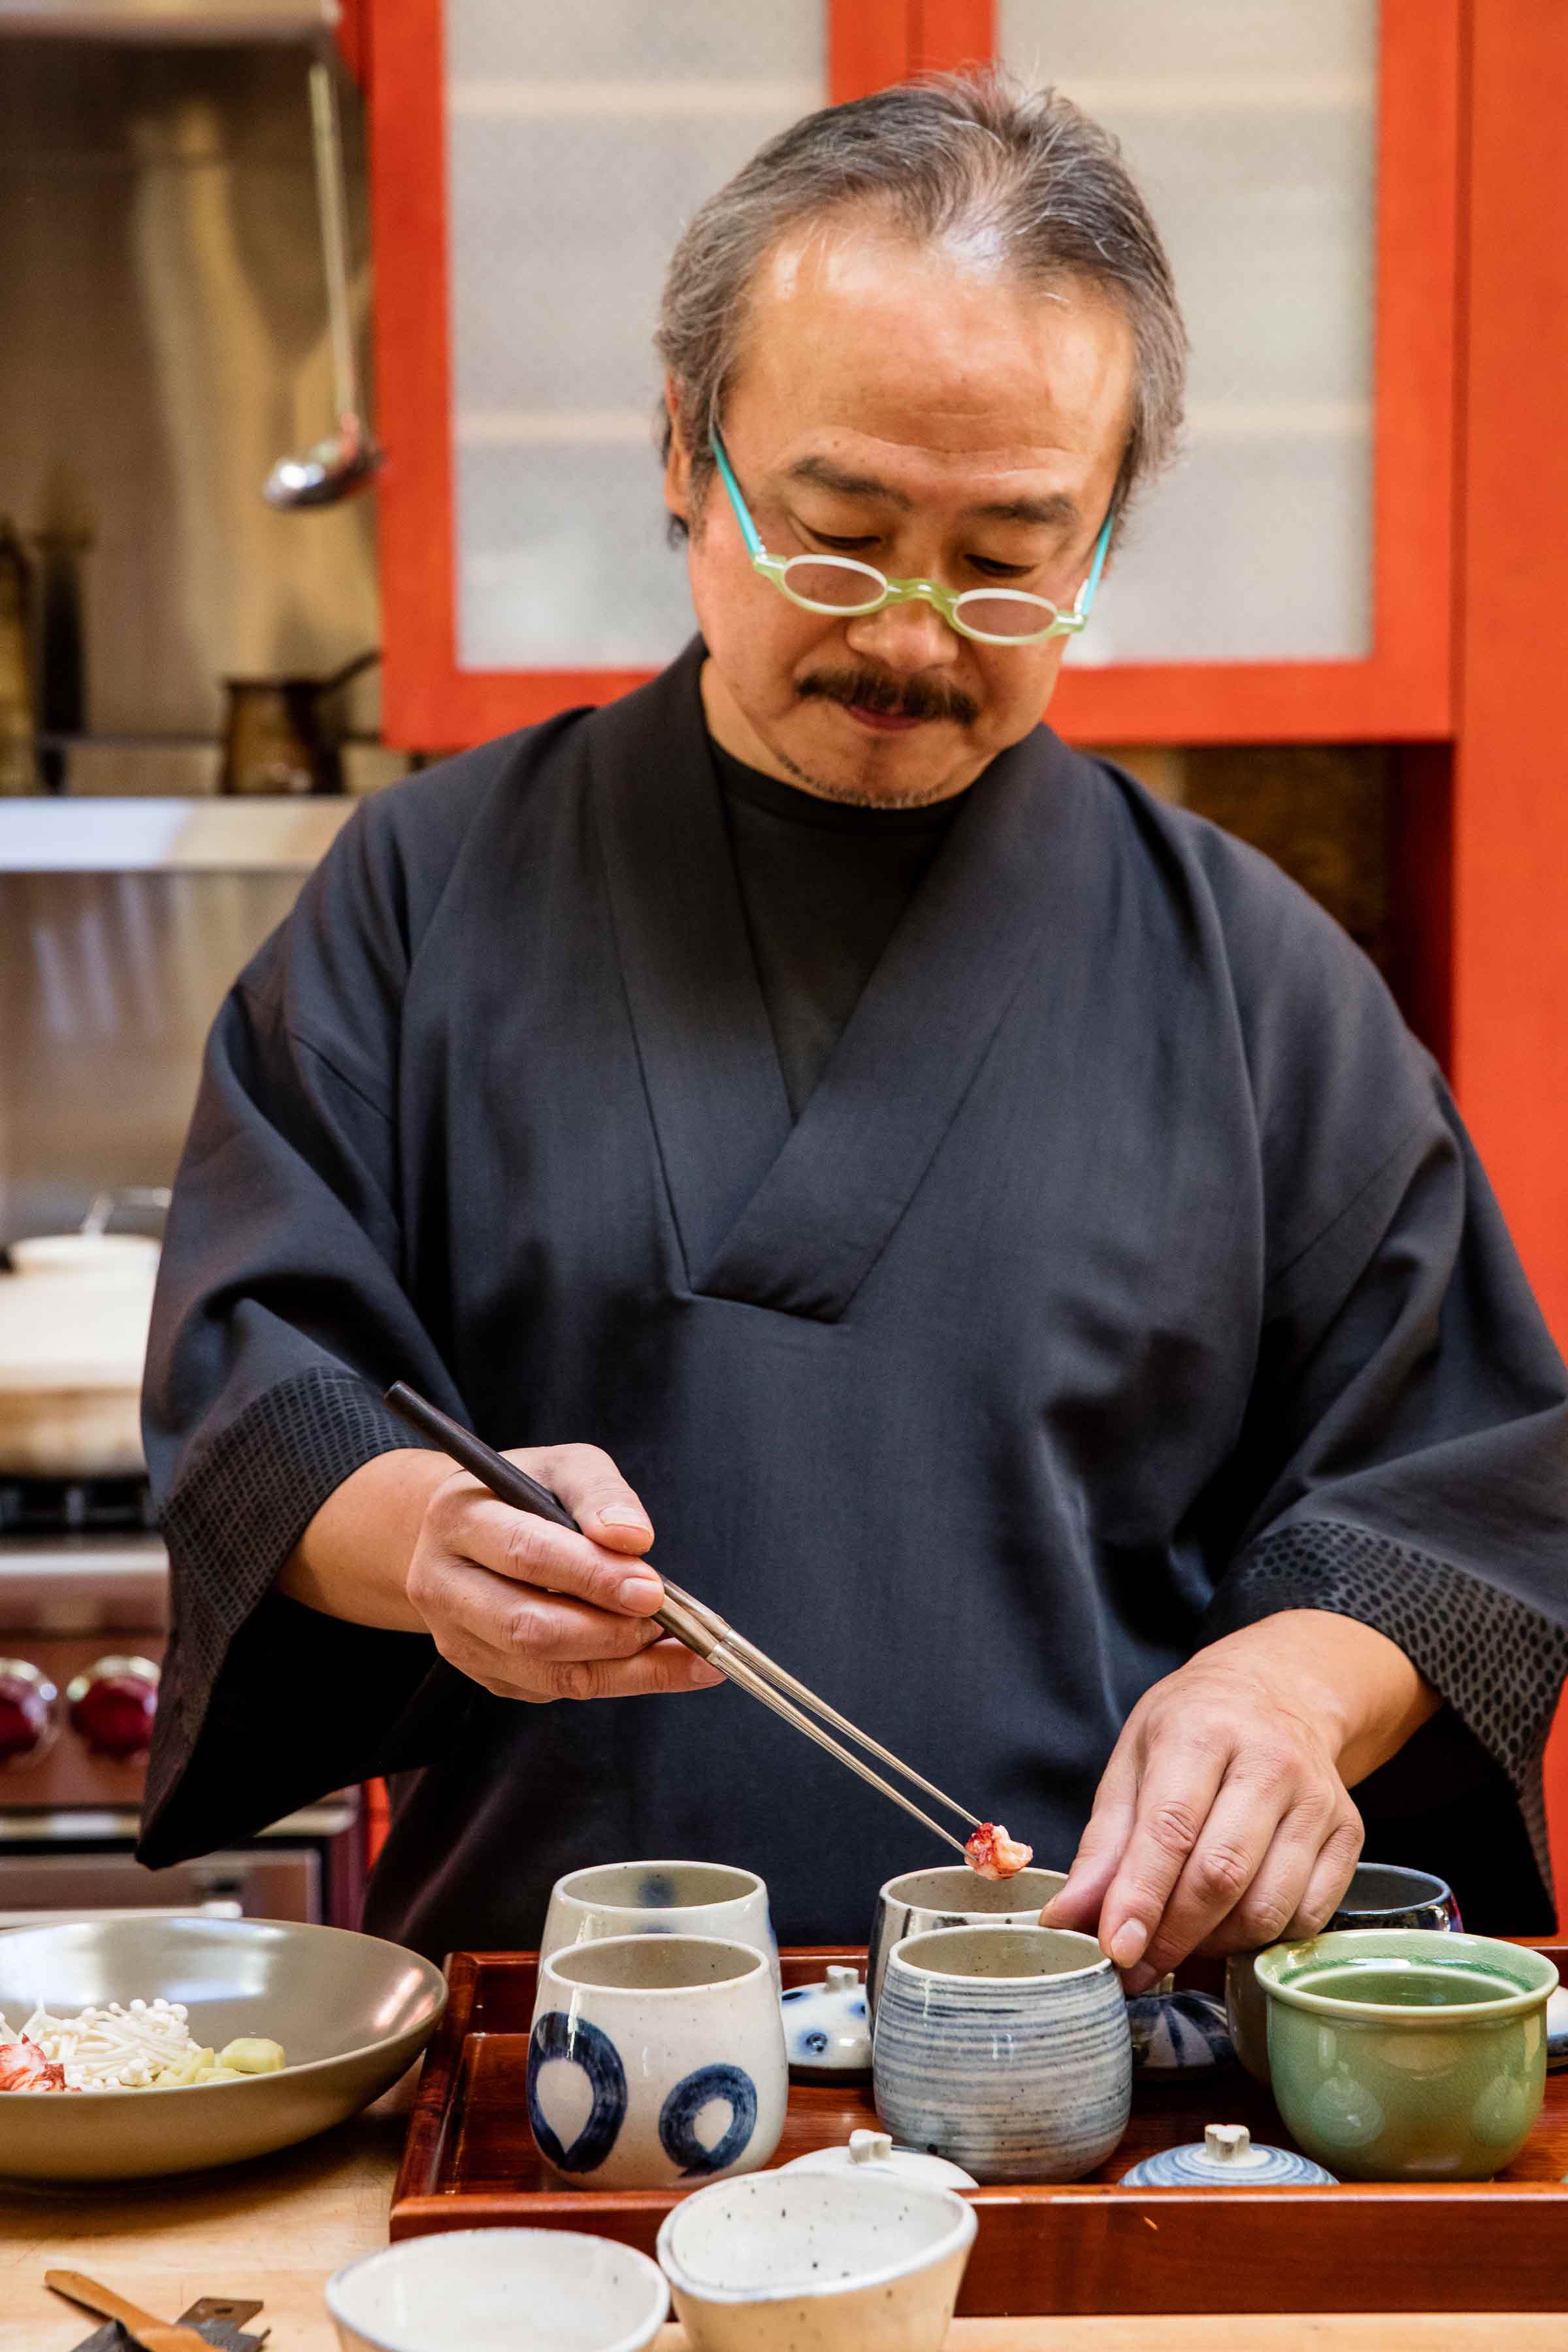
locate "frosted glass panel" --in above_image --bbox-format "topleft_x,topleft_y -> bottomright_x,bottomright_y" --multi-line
999,0 -> 1378,662
445,1 -> 825,672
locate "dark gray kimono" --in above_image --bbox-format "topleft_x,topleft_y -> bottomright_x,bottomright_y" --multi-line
138,641 -> 1568,1959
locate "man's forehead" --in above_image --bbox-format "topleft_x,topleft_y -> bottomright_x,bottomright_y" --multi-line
783,450 -> 1084,531
729,220 -> 1136,489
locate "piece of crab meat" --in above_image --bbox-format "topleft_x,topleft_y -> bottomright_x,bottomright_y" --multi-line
0,2037 -> 68,2091
964,1821 -> 1034,1880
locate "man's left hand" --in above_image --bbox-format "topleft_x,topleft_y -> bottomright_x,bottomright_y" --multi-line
1040,1611 -> 1438,1990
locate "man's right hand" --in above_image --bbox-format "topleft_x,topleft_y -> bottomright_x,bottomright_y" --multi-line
282,1442 -> 724,1703
408,1445 -> 723,1701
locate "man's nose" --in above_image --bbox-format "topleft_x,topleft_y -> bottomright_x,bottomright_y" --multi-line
843,593 -> 960,672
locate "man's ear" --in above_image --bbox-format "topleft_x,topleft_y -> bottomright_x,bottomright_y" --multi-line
662,372 -> 692,529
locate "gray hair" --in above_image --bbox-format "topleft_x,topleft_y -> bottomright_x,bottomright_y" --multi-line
655,69 -> 1186,545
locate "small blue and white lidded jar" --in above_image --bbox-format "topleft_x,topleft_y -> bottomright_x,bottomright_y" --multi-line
1120,2123 -> 1337,2187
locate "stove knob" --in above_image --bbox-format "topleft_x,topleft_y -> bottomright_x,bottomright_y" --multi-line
67,1654 -> 160,1761
0,1659 -> 59,1769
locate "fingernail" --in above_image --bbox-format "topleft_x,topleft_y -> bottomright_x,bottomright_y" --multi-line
617,1575 -> 660,1610
1109,1921 -> 1147,1968
600,1506 -> 651,1531
690,1658 -> 725,1686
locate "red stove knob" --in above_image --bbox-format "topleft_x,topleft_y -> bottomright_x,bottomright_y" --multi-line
67,1655 -> 160,1761
0,1659 -> 58,1769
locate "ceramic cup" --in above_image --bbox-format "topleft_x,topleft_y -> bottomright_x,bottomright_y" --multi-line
657,2165 -> 977,2352
527,1933 -> 788,2191
540,1861 -> 778,1984
1226,1862 -> 1460,2084
1256,1927 -> 1557,2181
866,1863 -> 1068,2017
326,2225 -> 669,2352
873,1924 -> 1131,2183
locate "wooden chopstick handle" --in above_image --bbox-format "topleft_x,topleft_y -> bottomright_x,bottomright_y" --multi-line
384,1382 -> 581,1533
44,2271 -> 210,2352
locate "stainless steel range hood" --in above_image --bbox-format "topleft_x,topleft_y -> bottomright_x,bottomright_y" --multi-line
0,0 -> 335,36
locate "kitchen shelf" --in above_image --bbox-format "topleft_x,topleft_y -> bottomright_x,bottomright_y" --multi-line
0,798 -> 355,873
0,0 -> 333,36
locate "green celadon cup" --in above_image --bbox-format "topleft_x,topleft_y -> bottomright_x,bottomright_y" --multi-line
1256,1928 -> 1558,2182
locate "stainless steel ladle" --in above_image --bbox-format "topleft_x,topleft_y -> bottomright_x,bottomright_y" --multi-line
264,53 -> 384,510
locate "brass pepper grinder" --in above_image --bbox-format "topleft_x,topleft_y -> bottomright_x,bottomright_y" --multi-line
0,517 -> 36,797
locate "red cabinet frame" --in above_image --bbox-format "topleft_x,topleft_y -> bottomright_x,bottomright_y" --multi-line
370,0 -> 1460,749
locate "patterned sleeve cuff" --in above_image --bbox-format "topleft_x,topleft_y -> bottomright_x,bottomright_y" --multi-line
159,1365 -> 438,1697
1201,1519 -> 1568,1899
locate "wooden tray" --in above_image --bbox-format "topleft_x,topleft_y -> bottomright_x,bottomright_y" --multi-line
391,1942 -> 1568,2314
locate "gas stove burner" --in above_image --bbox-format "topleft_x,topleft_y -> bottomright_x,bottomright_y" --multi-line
0,1476 -> 157,1537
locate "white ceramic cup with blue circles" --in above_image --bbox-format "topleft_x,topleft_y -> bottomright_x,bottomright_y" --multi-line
540,1861 -> 778,1985
528,1933 -> 788,2192
873,1923 -> 1132,2183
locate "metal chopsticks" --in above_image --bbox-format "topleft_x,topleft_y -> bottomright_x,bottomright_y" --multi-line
383,1382 -> 981,1857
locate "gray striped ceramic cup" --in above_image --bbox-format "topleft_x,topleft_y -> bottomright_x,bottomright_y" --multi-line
872,1925 -> 1131,2184
866,1864 -> 1068,2019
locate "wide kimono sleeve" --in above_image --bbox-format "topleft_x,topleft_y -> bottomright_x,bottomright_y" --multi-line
137,759 -> 504,1869
1191,829 -> 1568,1925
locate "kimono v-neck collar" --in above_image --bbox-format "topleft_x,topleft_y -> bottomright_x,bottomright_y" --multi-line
589,640 -> 1098,1320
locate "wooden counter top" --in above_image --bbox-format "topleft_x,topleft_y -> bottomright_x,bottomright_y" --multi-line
1,2078 -> 1559,2351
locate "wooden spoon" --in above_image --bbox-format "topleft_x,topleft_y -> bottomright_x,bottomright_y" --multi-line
44,2269 -> 214,2352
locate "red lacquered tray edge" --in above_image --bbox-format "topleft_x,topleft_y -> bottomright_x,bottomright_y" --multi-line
389,1940 -> 1568,2315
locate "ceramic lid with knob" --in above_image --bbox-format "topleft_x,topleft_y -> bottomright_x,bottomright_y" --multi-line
1120,2123 -> 1337,2187
783,2127 -> 979,2191
781,1964 -> 872,2074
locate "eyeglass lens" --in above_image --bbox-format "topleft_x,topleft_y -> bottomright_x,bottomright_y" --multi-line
780,558 -> 1058,639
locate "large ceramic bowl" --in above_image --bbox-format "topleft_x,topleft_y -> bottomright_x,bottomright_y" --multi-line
327,2227 -> 668,2352
1256,1927 -> 1556,2181
657,2166 -> 976,2352
0,1914 -> 446,2181
873,1923 -> 1130,2183
866,1863 -> 1067,2016
1226,1862 -> 1460,2083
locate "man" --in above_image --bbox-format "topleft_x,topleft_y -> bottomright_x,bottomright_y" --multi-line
140,74 -> 1568,1975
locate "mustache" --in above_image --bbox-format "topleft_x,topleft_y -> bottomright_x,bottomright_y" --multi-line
796,666 -> 980,727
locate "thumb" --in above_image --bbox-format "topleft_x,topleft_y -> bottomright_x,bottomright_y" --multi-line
1039,1793 -> 1134,1938
508,1445 -> 657,1561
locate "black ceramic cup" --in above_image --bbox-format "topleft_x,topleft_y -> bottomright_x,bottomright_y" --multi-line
1225,1861 -> 1460,2084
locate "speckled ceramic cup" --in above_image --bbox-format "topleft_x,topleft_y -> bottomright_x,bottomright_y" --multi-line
540,1861 -> 778,1985
1256,1927 -> 1556,2181
527,1933 -> 787,2192
1226,1862 -> 1460,2083
866,1863 -> 1068,2018
657,2167 -> 976,2352
872,1924 -> 1131,2184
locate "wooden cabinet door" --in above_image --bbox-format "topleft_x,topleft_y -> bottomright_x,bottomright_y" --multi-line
922,0 -> 1460,742
370,0 -> 907,747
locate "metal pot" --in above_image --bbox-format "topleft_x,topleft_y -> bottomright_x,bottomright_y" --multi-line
0,1191 -> 167,1478
218,647 -> 379,797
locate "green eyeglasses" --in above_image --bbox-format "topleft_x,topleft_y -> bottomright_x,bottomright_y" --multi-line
709,427 -> 1112,647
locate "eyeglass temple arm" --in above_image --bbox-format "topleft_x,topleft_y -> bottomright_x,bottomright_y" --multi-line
709,427 -> 766,562
1075,508 -> 1115,620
